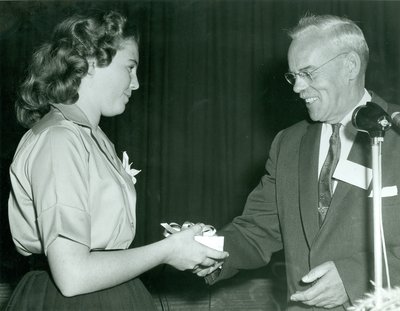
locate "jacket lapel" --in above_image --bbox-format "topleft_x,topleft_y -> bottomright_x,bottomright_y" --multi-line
324,132 -> 371,225
299,122 -> 321,248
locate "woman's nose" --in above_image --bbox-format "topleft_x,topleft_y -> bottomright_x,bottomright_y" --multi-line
130,74 -> 139,90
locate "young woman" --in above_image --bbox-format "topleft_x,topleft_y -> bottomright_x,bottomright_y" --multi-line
6,10 -> 228,310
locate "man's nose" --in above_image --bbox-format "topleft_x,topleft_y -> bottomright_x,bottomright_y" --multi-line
292,76 -> 308,93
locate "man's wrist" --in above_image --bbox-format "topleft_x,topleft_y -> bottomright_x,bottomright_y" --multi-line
204,266 -> 222,285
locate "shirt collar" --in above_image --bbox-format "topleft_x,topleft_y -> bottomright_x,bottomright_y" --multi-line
51,103 -> 94,129
340,89 -> 371,127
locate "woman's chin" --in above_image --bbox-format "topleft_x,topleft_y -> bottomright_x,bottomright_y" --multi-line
116,107 -> 126,116
117,101 -> 128,113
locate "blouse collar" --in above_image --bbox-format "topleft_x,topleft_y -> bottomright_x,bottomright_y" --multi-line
51,103 -> 94,130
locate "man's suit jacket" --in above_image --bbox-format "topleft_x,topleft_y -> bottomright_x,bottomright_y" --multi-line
216,93 -> 400,310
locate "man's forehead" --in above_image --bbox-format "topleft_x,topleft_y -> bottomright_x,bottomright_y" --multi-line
291,32 -> 331,53
288,35 -> 334,69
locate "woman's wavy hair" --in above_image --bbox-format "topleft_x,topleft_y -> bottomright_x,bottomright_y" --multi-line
16,10 -> 139,128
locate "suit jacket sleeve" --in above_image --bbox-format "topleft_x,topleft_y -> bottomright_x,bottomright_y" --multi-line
214,131 -> 285,282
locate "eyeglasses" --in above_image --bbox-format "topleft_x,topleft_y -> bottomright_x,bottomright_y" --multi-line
284,52 -> 349,85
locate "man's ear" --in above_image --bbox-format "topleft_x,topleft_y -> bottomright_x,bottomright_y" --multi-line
345,51 -> 361,80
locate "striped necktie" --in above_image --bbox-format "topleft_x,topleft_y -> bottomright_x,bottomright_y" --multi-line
318,123 -> 341,225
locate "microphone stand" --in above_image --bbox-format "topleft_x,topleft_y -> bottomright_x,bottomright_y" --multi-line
352,102 -> 392,308
370,135 -> 383,306
363,120 -> 391,308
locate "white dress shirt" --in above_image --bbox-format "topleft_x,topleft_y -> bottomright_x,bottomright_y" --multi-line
318,89 -> 372,192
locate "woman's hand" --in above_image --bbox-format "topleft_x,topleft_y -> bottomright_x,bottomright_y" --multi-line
162,223 -> 229,271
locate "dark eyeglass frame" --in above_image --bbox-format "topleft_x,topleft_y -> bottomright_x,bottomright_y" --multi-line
284,52 -> 349,85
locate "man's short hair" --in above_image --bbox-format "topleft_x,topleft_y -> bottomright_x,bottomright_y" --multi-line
288,14 -> 369,73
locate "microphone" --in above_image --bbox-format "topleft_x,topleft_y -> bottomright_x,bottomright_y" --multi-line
352,101 -> 392,138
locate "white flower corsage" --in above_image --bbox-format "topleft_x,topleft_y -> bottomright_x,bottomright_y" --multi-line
122,151 -> 141,184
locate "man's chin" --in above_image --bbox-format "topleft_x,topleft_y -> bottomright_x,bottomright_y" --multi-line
308,111 -> 320,122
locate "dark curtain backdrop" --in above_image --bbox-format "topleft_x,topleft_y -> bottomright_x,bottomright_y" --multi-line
1,0 -> 400,282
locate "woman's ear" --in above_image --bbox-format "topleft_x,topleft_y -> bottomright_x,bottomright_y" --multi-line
87,59 -> 96,76
345,51 -> 361,80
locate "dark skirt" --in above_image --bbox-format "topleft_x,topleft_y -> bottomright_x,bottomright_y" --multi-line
5,270 -> 157,311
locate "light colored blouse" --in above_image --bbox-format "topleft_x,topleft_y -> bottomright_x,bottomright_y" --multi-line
8,104 -> 137,256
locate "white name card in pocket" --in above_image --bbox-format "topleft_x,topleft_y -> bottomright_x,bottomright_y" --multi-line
333,159 -> 372,190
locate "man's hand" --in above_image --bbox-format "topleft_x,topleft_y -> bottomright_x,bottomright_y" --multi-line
192,261 -> 224,277
164,224 -> 229,271
290,261 -> 348,309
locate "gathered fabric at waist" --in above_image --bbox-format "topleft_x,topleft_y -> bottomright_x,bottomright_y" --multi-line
28,254 -> 50,272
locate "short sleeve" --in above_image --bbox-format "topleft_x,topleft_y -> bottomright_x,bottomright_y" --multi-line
29,125 -> 91,254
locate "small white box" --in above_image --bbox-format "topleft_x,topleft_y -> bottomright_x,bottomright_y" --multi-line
194,236 -> 224,251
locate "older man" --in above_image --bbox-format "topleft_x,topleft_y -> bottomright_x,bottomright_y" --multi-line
204,14 -> 400,310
